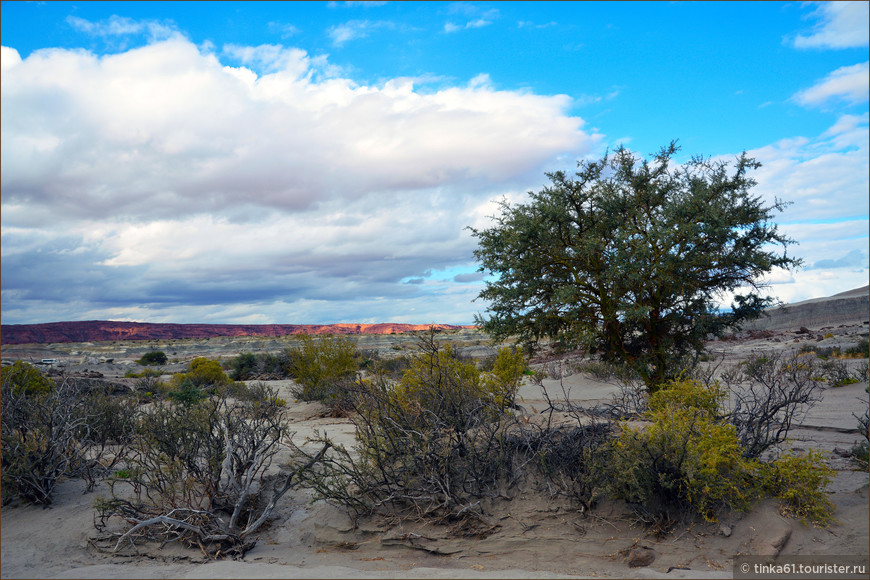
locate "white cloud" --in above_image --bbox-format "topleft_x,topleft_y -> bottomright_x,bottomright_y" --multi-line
444,19 -> 492,33
0,38 -> 597,324
66,15 -> 178,42
328,20 -> 394,46
1,38 -> 592,226
443,4 -> 499,33
222,43 -> 311,75
747,115 -> 869,223
1,46 -> 21,71
791,1 -> 869,49
267,22 -> 301,39
792,61 -> 869,107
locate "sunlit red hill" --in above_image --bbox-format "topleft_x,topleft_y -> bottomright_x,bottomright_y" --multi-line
0,320 -> 475,345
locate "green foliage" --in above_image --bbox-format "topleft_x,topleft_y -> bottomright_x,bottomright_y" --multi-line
483,346 -> 527,409
288,335 -> 358,410
138,351 -> 168,366
169,358 -> 231,389
166,378 -> 208,407
608,379 -> 761,522
470,141 -> 800,391
226,351 -> 294,380
845,338 -> 869,358
762,450 -> 836,527
297,332 -> 529,523
1,360 -> 54,397
818,358 -> 859,387
164,358 -> 233,405
395,334 -> 526,425
228,352 -> 258,380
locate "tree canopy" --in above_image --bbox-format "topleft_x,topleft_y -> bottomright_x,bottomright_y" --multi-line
470,141 -> 801,390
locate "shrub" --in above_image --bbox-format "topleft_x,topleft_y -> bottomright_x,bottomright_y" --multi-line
287,335 -> 358,411
372,354 -> 412,380
607,379 -> 761,522
297,332 -> 528,525
95,383 -> 325,558
1,360 -> 54,396
299,376 -> 520,525
75,385 -> 138,490
124,368 -> 162,379
1,377 -> 87,505
137,351 -> 168,366
762,450 -> 836,527
228,352 -> 258,380
722,352 -> 824,459
484,346 -> 527,410
818,358 -> 859,387
845,338 -> 869,358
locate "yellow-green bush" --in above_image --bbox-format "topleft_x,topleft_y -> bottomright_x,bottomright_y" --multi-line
172,357 -> 231,388
297,336 -> 526,522
287,335 -> 358,410
609,378 -> 762,522
1,361 -> 54,397
608,377 -> 837,526
484,347 -> 527,410
395,343 -> 526,427
762,450 -> 836,527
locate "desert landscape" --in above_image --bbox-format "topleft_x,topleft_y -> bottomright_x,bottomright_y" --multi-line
1,287 -> 868,579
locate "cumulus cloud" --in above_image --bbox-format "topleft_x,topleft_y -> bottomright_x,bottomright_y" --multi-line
791,1 -> 869,49
0,37 -> 596,324
747,115 -> 869,223
792,61 -> 869,107
1,38 -> 591,225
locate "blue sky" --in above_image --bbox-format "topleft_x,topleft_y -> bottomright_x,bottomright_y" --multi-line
1,1 -> 868,326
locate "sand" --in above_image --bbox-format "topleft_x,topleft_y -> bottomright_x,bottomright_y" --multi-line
2,307 -> 868,578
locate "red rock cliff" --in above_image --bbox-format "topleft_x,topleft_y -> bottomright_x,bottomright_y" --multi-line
0,321 -> 474,345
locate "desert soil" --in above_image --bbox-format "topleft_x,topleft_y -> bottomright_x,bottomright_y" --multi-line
2,313 -> 868,579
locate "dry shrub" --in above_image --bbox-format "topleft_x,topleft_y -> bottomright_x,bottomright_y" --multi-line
297,331 -> 529,525
94,383 -> 326,558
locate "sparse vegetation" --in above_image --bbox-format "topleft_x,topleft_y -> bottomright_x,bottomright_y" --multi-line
94,381 -> 326,558
607,379 -> 762,523
287,335 -> 359,413
137,351 -> 168,366
471,142 -> 801,391
721,352 -> 824,459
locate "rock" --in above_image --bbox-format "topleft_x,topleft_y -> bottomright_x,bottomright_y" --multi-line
749,516 -> 792,557
719,523 -> 732,537
627,547 -> 657,567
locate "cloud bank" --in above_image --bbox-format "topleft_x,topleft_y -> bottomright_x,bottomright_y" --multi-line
1,37 -> 597,324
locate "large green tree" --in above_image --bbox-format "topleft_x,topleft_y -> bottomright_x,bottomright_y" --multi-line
470,142 -> 801,391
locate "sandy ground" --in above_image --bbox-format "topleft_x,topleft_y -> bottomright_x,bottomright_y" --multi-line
2,320 -> 868,578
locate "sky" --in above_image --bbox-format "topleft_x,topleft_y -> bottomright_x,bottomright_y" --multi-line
1,1 -> 868,326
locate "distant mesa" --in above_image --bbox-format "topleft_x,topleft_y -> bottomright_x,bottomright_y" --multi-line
0,320 -> 476,345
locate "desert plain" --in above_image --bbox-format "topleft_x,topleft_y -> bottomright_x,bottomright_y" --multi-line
1,287 -> 868,579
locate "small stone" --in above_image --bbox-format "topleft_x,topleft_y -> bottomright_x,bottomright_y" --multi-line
627,547 -> 656,567
720,524 -> 732,537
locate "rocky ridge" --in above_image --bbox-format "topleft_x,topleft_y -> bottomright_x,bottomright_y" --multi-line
0,320 -> 473,345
